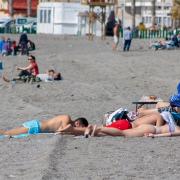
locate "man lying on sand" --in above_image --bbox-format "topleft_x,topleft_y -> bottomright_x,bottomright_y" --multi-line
0,115 -> 88,137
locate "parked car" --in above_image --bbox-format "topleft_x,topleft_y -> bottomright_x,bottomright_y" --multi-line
0,18 -> 15,33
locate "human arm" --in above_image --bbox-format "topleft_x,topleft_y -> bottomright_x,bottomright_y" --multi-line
55,124 -> 86,136
17,64 -> 32,71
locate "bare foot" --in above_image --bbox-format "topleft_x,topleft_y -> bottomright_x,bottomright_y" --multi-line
2,75 -> 10,83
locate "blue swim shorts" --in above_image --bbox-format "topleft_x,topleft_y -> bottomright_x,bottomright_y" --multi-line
22,119 -> 41,134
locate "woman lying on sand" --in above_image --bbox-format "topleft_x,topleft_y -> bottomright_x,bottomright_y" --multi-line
58,112 -> 180,138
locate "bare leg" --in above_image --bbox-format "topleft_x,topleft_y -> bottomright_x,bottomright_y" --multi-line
97,127 -> 124,136
94,124 -> 156,137
122,124 -> 156,137
3,127 -> 28,136
132,113 -> 165,127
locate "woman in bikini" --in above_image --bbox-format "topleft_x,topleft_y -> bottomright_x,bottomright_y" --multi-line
82,112 -> 180,138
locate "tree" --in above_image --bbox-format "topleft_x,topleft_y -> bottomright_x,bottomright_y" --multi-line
151,0 -> 156,27
8,0 -> 13,17
27,0 -> 32,17
131,0 -> 136,29
171,0 -> 180,28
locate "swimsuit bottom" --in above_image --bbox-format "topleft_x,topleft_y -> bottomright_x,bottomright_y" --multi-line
106,119 -> 132,130
23,119 -> 41,134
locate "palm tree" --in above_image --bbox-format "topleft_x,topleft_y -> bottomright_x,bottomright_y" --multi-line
27,0 -> 32,17
131,0 -> 136,29
8,0 -> 13,17
172,0 -> 180,28
151,0 -> 156,27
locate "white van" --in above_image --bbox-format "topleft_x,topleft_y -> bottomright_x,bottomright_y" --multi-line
15,17 -> 37,32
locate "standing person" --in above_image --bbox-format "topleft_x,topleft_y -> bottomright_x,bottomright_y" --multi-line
19,31 -> 29,55
112,21 -> 120,51
123,27 -> 132,51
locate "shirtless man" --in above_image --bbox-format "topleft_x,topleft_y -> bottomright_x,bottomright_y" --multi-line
0,115 -> 88,136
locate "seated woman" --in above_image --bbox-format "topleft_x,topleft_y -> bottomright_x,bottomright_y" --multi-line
3,55 -> 39,83
37,69 -> 61,82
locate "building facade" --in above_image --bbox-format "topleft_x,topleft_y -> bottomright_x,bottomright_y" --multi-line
0,0 -> 8,18
118,0 -> 173,28
0,0 -> 38,18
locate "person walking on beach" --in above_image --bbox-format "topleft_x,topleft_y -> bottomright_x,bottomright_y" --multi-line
0,115 -> 88,136
112,21 -> 121,51
123,27 -> 132,51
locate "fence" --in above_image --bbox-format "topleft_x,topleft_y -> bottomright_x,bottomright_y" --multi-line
0,26 -> 36,34
120,29 -> 180,39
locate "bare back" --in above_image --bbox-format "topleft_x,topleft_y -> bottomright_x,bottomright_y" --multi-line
41,115 -> 72,133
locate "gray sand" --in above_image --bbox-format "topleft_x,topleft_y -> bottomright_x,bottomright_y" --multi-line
0,34 -> 180,180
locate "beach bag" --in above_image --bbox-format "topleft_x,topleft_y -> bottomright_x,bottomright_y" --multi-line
169,82 -> 180,107
105,108 -> 129,125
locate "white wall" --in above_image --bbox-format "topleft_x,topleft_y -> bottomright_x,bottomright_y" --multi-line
37,2 -> 89,35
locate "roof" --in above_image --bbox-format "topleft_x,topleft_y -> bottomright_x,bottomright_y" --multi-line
13,0 -> 38,11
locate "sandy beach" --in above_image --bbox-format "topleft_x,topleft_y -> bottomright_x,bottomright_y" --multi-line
0,34 -> 180,180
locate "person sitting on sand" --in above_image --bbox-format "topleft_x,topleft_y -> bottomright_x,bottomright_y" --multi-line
0,115 -> 88,137
37,69 -> 61,82
3,55 -> 39,83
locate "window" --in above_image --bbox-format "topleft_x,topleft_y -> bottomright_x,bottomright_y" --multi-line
48,10 -> 51,23
40,10 -> 43,23
44,10 -> 47,23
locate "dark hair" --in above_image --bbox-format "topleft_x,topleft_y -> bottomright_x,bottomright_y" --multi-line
54,72 -> 61,80
48,69 -> 55,73
74,117 -> 89,127
28,55 -> 36,61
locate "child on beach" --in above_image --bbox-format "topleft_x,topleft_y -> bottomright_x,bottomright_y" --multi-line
37,69 -> 61,82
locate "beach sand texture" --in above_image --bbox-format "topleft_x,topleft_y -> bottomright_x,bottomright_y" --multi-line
0,35 -> 180,180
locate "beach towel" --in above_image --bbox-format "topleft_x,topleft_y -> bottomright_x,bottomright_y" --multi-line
160,111 -> 176,132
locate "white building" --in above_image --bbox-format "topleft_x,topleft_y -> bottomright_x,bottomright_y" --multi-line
118,0 -> 173,28
37,2 -> 105,36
